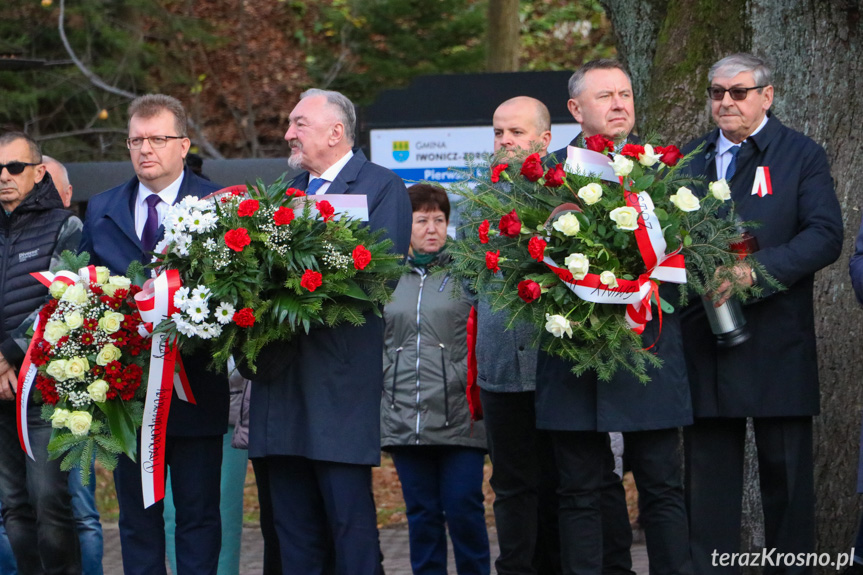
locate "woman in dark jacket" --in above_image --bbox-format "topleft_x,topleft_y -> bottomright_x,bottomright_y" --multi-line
381,184 -> 489,575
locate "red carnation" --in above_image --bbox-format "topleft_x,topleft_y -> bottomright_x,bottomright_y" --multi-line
237,199 -> 260,217
316,200 -> 335,223
585,134 -> 614,154
485,250 -> 501,273
498,210 -> 522,238
520,153 -> 544,182
655,145 -> 684,167
233,307 -> 256,328
273,206 -> 295,226
490,163 -> 509,183
478,220 -> 490,244
620,143 -> 645,159
352,245 -> 372,270
517,280 -> 542,303
300,270 -> 323,292
286,187 -> 306,198
544,163 -> 565,188
527,237 -> 547,262
224,228 -> 251,252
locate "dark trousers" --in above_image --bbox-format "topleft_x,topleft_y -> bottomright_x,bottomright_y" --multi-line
684,417 -> 815,575
0,403 -> 80,575
252,458 -> 282,575
481,389 -> 562,575
114,434 -> 223,575
265,455 -> 381,575
391,446 -> 490,575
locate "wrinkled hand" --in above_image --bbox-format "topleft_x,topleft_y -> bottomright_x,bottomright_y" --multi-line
0,366 -> 18,401
710,263 -> 753,307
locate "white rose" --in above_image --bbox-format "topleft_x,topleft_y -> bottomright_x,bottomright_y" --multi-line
600,271 -> 619,288
564,253 -> 590,281
609,206 -> 640,231
577,183 -> 603,205
670,186 -> 701,212
66,411 -> 93,437
46,360 -> 68,381
94,266 -> 111,285
610,155 -> 634,177
60,283 -> 88,305
102,276 -> 131,297
552,212 -> 581,236
96,344 -> 122,366
98,311 -> 125,334
51,408 -> 71,429
64,311 -> 84,330
638,144 -> 662,167
545,314 -> 573,339
709,179 -> 732,201
87,380 -> 109,403
49,281 -> 68,299
64,357 -> 90,380
43,320 -> 69,345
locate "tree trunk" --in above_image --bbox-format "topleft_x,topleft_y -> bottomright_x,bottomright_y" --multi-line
486,0 -> 520,71
603,0 -> 863,563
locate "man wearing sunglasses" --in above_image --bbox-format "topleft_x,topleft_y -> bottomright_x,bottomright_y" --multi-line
0,131 -> 83,574
680,53 -> 843,572
80,94 -> 229,575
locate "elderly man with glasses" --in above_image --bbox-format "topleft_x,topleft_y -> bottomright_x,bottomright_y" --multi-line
0,131 -> 83,574
680,53 -> 843,573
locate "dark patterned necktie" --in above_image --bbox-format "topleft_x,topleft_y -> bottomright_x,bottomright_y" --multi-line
725,145 -> 740,181
141,194 -> 163,252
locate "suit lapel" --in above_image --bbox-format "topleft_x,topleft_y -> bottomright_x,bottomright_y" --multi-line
103,178 -> 143,250
325,151 -> 366,195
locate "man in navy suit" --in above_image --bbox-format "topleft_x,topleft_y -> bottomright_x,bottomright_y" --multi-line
79,94 -> 229,575
244,89 -> 410,574
680,53 -> 843,573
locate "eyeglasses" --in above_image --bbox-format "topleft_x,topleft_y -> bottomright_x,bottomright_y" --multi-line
707,85 -> 765,101
0,161 -> 40,175
126,135 -> 186,150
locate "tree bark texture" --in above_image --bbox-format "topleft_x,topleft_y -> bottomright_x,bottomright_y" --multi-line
604,0 -> 863,565
486,0 -> 520,71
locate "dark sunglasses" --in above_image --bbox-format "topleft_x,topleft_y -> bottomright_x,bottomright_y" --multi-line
707,85 -> 765,101
0,161 -> 40,175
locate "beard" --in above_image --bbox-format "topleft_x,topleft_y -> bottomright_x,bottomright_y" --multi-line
287,141 -> 303,170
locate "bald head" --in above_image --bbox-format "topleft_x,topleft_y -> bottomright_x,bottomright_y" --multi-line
493,96 -> 552,157
43,156 -> 72,208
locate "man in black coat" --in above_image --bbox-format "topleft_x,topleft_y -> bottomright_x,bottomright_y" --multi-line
80,94 -> 229,575
680,53 -> 843,573
536,59 -> 694,575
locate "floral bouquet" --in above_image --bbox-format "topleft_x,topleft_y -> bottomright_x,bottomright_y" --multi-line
149,177 -> 405,371
448,136 -> 773,382
23,252 -> 148,483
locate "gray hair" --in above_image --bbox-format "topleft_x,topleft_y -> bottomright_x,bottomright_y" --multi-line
709,53 -> 772,87
0,131 -> 42,163
42,155 -> 69,183
300,89 -> 356,145
568,59 -> 631,99
127,94 -> 188,137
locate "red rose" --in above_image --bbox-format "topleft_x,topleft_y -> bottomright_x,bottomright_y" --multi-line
478,220 -> 490,244
233,307 -> 256,328
527,237 -> 547,262
490,163 -> 509,183
585,134 -> 614,154
498,210 -> 522,238
300,270 -> 323,292
316,200 -> 335,223
485,250 -> 501,273
237,199 -> 260,217
655,145 -> 684,166
520,153 -> 544,182
620,143 -> 645,159
224,228 -> 251,252
273,206 -> 295,226
352,245 -> 372,270
517,279 -> 542,303
544,163 -> 565,188
286,187 -> 306,198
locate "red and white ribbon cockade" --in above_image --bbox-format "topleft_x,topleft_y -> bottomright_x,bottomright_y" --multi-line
544,190 -> 687,335
134,269 -> 192,508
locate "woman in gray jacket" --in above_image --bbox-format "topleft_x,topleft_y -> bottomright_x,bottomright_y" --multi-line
381,184 -> 489,575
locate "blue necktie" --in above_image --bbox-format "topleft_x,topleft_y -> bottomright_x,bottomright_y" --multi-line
141,194 -> 162,252
725,145 -> 740,181
306,178 -> 325,195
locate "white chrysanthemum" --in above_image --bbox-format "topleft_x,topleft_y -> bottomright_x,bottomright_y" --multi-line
174,315 -> 198,337
173,287 -> 190,311
204,323 -> 222,338
165,211 -> 190,233
191,286 -> 211,301
154,238 -> 170,254
172,235 -> 193,257
203,238 -> 218,251
186,298 -> 210,323
214,302 -> 236,325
